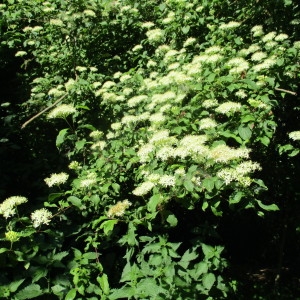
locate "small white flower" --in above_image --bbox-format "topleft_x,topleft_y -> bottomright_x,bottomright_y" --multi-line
132,181 -> 155,196
215,102 -> 242,114
275,33 -> 289,41
235,90 -> 247,99
47,104 -> 76,119
146,28 -> 165,43
289,131 -> 300,141
251,51 -> 267,61
132,44 -> 143,52
107,200 -> 132,218
50,19 -> 64,26
159,175 -> 176,187
44,172 -> 69,187
0,196 -> 28,219
141,21 -> 155,29
199,118 -> 217,130
262,31 -> 277,42
83,9 -> 96,17
183,37 -> 196,47
31,208 -> 52,228
219,21 -> 241,30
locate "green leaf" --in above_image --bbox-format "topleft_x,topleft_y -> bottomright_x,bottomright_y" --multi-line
9,279 -> 25,292
202,177 -> 214,192
53,251 -> 68,261
82,252 -> 99,260
15,284 -> 42,299
65,288 -> 77,300
182,25 -> 190,34
147,194 -> 160,213
32,267 -> 47,283
184,179 -> 194,192
179,248 -> 198,268
166,214 -> 178,227
256,200 -> 279,211
0,248 -> 9,254
68,196 -> 82,208
48,193 -> 63,202
56,128 -> 68,148
100,220 -> 118,235
97,274 -> 109,295
241,114 -> 255,123
202,273 -> 216,290
75,139 -> 86,151
238,125 -> 252,140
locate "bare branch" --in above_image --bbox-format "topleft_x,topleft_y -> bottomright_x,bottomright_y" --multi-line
21,93 -> 68,129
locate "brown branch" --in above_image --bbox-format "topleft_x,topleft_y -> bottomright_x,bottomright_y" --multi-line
21,93 -> 68,129
275,87 -> 297,96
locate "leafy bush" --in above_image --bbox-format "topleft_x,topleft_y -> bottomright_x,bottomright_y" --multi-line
0,0 -> 299,299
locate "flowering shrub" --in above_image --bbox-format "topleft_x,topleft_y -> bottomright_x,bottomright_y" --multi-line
0,0 -> 300,299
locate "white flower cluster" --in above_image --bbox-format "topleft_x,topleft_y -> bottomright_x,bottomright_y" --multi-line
127,95 -> 148,107
289,131 -> 300,141
159,175 -> 176,187
107,200 -> 132,218
132,181 -> 155,196
89,130 -> 103,140
183,37 -> 196,47
208,144 -> 250,163
202,99 -> 219,109
31,208 -> 52,228
47,104 -> 76,119
0,196 -> 28,218
251,51 -> 267,61
146,28 -> 165,43
219,21 -> 241,30
217,161 -> 261,186
199,118 -> 217,130
215,101 -> 242,114
44,172 -> 69,187
91,141 -> 106,150
251,25 -> 264,37
226,57 -> 249,75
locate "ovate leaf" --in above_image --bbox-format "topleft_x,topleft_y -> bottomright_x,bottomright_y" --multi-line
56,128 -> 68,148
15,284 -> 42,299
65,288 -> 77,300
202,273 -> 216,290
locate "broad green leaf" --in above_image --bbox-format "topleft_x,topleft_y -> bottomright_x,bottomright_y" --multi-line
82,252 -> 99,260
147,194 -> 160,213
166,214 -> 178,227
65,288 -> 77,300
179,248 -> 198,268
56,128 -> 68,148
97,274 -> 110,295
238,125 -> 252,140
100,220 -> 118,235
256,200 -> 279,211
202,244 -> 215,259
202,273 -> 216,290
32,267 -> 47,283
15,284 -> 42,299
9,279 -> 25,292
48,193 -> 63,202
75,139 -> 86,151
182,25 -> 190,34
202,177 -> 214,192
52,251 -> 69,261
0,248 -> 9,254
184,179 -> 194,192
68,196 -> 81,208
241,114 -> 255,123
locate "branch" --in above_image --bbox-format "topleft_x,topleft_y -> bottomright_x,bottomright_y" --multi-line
275,87 -> 297,96
21,93 -> 68,129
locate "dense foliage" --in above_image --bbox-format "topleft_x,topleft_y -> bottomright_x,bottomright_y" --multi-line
0,0 -> 300,299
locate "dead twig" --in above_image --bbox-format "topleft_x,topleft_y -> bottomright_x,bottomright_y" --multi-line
275,88 -> 297,96
21,93 -> 68,129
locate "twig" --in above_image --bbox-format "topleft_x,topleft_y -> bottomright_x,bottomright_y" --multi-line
21,93 -> 68,129
275,88 -> 297,96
